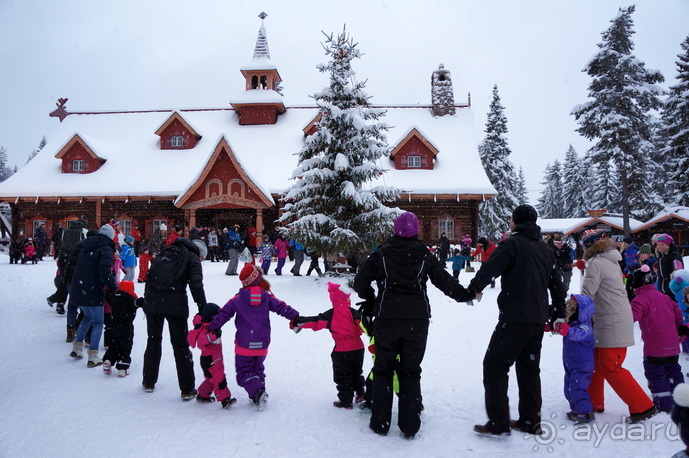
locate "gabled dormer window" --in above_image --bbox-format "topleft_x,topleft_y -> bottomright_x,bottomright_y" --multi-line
154,112 -> 201,150
407,155 -> 421,168
389,128 -> 439,171
170,136 -> 185,148
55,134 -> 106,174
72,160 -> 85,172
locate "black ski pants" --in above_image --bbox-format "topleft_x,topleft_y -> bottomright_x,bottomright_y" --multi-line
332,348 -> 365,404
143,312 -> 195,392
483,321 -> 544,433
370,318 -> 428,437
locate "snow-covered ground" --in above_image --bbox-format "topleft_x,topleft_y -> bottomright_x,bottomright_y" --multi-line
1,253 -> 687,457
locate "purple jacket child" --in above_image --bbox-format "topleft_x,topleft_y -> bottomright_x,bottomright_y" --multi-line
209,263 -> 299,409
631,265 -> 686,412
547,293 -> 596,423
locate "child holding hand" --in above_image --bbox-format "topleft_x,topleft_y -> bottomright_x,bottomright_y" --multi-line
187,303 -> 237,409
631,265 -> 686,412
292,282 -> 366,409
546,294 -> 596,424
209,264 -> 299,410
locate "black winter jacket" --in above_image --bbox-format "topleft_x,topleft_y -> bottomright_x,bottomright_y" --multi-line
107,290 -> 138,322
353,235 -> 474,320
469,222 -> 566,324
70,233 -> 119,308
143,238 -> 207,318
658,245 -> 684,297
64,229 -> 98,286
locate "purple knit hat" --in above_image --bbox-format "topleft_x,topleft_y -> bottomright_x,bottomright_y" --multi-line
394,212 -> 419,238
656,234 -> 674,245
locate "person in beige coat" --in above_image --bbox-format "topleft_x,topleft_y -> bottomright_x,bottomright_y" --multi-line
580,230 -> 656,423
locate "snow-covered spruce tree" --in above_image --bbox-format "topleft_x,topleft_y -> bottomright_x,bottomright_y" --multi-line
478,85 -> 520,239
537,161 -> 565,219
561,145 -> 588,218
516,167 -> 529,205
587,159 -> 620,212
0,146 -> 11,182
572,5 -> 664,233
279,28 -> 399,258
663,34 -> 689,206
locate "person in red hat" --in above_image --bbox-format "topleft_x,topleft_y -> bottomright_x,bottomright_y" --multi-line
209,263 -> 300,410
102,280 -> 139,378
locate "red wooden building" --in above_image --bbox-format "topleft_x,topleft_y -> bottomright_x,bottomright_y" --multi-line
0,17 -> 494,249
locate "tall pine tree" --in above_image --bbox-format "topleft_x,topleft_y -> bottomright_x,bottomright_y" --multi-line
279,28 -> 399,257
516,167 -> 528,205
0,146 -> 10,182
572,6 -> 664,233
537,161 -> 564,218
663,34 -> 689,206
561,145 -> 588,217
478,85 -> 520,239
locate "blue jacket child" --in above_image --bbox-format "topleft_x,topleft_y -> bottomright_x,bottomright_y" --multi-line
547,293 -> 596,424
446,248 -> 471,279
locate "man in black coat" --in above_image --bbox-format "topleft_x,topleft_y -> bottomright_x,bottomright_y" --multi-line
142,237 -> 208,400
353,212 -> 475,439
469,205 -> 566,437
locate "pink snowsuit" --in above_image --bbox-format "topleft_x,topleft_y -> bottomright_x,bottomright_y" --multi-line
187,314 -> 232,403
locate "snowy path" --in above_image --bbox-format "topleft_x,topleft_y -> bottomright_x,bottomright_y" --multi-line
0,255 -> 686,457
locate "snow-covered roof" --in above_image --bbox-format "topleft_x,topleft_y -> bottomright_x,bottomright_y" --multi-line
635,206 -> 689,231
0,105 -> 494,200
538,215 -> 646,236
230,89 -> 284,105
537,218 -> 590,234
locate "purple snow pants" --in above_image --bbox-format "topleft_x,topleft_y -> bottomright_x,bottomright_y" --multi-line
643,355 -> 685,413
235,354 -> 267,400
563,337 -> 595,415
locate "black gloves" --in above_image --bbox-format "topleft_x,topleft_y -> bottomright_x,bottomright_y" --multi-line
134,297 -> 145,308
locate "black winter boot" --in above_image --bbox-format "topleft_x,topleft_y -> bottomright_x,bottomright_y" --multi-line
66,326 -> 75,343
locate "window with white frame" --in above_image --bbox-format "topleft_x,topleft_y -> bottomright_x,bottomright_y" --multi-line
153,219 -> 168,231
72,160 -> 85,172
407,155 -> 421,168
120,220 -> 132,236
32,220 -> 46,238
438,219 -> 455,240
170,136 -> 185,148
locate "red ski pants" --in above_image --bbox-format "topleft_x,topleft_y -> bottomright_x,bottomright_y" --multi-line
588,347 -> 654,414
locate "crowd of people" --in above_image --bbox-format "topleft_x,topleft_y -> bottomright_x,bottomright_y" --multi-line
15,208 -> 689,449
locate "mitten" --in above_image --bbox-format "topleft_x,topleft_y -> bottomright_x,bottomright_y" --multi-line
554,322 -> 569,337
208,330 -> 222,344
678,326 -> 689,337
575,259 -> 586,271
134,296 -> 145,308
289,319 -> 303,334
544,323 -> 554,332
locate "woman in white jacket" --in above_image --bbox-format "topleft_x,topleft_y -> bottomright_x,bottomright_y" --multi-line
581,230 -> 656,423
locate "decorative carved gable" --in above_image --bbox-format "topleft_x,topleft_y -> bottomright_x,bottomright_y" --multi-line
155,112 -> 201,150
175,137 -> 272,210
54,134 -> 106,174
389,128 -> 439,170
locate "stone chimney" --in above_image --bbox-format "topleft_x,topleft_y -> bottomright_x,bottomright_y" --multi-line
431,64 -> 455,117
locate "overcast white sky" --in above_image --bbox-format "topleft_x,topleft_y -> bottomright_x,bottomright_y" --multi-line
1,0 -> 687,200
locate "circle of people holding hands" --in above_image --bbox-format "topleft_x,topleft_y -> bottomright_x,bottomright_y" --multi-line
38,208 -> 689,452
